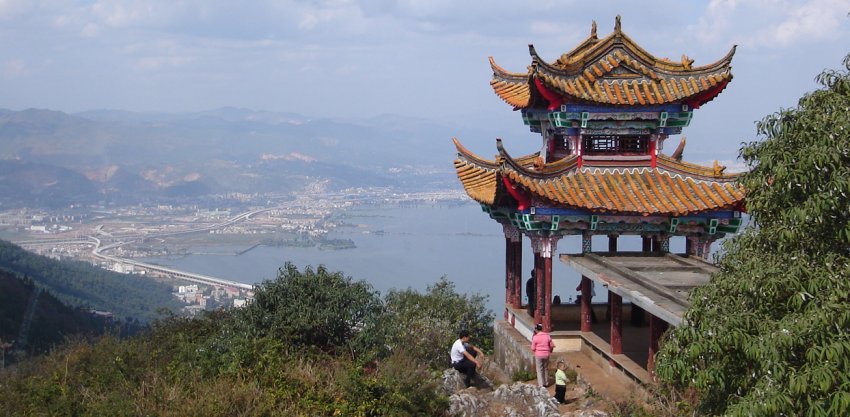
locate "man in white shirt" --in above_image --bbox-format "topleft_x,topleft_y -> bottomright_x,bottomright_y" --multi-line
450,330 -> 481,388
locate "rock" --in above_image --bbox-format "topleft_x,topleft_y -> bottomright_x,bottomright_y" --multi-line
447,380 -> 561,417
441,368 -> 494,395
562,411 -> 609,417
441,367 -> 611,417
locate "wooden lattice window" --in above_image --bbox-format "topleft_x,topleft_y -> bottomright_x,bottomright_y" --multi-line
552,135 -> 572,153
582,135 -> 648,155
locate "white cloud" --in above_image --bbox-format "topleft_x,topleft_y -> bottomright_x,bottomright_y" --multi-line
89,1 -> 158,28
80,23 -> 99,37
691,0 -> 850,48
2,59 -> 26,78
759,0 -> 850,46
135,55 -> 193,71
0,0 -> 28,19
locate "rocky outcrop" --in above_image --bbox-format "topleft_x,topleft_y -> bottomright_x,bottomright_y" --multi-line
449,382 -> 561,417
442,368 -> 613,417
443,369 -> 611,417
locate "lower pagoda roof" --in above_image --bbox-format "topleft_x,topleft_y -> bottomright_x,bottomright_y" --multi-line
453,138 -> 745,217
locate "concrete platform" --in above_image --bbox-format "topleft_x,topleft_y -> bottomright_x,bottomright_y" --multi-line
494,319 -> 648,403
504,305 -> 655,384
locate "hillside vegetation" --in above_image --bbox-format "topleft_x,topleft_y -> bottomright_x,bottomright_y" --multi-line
656,55 -> 850,416
0,270 -> 117,357
0,263 -> 493,416
0,240 -> 182,322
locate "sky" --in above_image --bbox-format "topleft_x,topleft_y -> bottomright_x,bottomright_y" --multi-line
1,0 -> 849,163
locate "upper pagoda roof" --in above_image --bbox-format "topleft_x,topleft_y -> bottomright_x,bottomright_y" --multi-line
490,16 -> 735,110
453,138 -> 744,217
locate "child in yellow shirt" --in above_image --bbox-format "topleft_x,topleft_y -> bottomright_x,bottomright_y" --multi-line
554,361 -> 568,403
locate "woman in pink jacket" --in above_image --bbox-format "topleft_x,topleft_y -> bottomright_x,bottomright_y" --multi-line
531,323 -> 555,387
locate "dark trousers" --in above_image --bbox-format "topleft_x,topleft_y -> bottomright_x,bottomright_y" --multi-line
554,384 -> 566,403
453,358 -> 476,387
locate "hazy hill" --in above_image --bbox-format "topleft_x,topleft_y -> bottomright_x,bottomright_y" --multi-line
0,107 -> 498,207
0,270 -> 113,356
0,240 -> 181,322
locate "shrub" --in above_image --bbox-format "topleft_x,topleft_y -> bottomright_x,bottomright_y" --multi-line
379,277 -> 494,369
239,262 -> 384,354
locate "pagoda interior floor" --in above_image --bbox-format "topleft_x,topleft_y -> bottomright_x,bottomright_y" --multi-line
513,305 -> 654,370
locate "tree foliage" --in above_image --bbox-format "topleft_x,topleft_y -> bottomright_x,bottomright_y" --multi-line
381,277 -> 494,369
656,54 -> 850,416
0,270 -> 125,357
239,262 -> 384,354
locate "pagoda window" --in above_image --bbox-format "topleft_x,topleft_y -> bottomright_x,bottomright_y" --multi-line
549,134 -> 572,159
582,135 -> 648,155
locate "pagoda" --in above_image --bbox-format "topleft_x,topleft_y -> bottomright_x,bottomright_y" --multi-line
454,17 -> 745,375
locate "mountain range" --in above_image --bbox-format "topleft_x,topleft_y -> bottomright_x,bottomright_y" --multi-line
0,108 -> 511,208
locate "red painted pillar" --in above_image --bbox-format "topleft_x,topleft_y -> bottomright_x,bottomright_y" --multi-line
543,256 -> 553,332
505,236 -> 513,306
608,234 -> 618,252
609,292 -> 622,367
580,276 -> 592,332
649,136 -> 657,168
647,314 -> 668,375
534,252 -> 544,325
513,240 -> 523,309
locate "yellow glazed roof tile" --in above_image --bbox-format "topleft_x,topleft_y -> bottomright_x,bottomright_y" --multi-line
455,140 -> 744,216
490,18 -> 735,108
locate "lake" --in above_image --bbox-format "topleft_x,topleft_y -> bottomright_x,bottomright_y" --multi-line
142,201 -> 700,315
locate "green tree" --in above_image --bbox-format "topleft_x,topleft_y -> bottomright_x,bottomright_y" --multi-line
656,54 -> 850,416
381,277 -> 494,369
239,262 -> 384,354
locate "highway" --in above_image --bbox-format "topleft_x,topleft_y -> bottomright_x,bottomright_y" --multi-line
89,237 -> 252,291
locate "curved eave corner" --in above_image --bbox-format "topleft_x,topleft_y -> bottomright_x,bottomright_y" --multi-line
453,138 -> 499,205
490,56 -> 532,109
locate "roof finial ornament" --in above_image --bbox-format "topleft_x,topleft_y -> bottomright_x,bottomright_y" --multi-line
614,15 -> 622,33
591,20 -> 597,39
681,54 -> 694,69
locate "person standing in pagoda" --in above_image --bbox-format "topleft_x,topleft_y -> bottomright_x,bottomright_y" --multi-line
531,323 -> 555,387
526,269 -> 536,317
